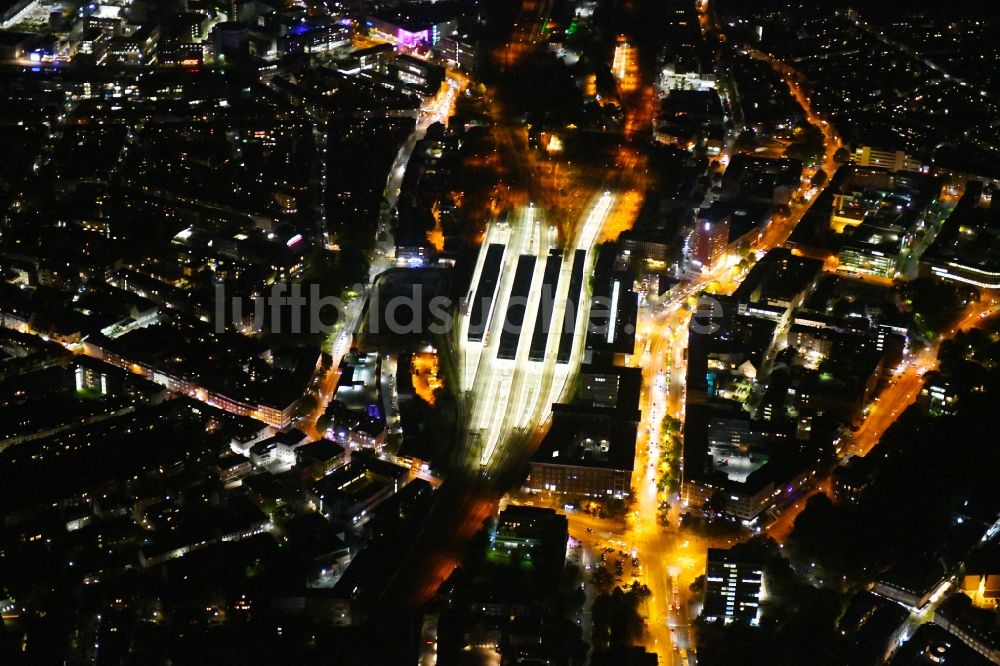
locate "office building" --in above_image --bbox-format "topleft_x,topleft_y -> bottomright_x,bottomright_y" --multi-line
494,506 -> 568,555
852,145 -> 925,174
703,547 -> 764,624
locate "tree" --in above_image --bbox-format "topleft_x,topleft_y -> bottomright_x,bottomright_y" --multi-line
734,130 -> 758,153
600,496 -> 630,519
705,489 -> 728,515
294,393 -> 319,419
900,278 -> 979,340
591,584 -> 650,652
315,409 -> 333,434
785,139 -> 823,166
785,124 -> 825,166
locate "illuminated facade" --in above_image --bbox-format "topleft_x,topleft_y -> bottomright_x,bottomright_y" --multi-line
366,13 -> 456,48
688,209 -> 731,272
852,145 -> 925,174
703,548 -> 764,625
80,338 -> 311,428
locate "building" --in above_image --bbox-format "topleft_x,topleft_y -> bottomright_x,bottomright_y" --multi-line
852,145 -> 925,174
618,228 -> 671,264
294,439 -> 347,479
703,547 -> 764,625
528,406 -> 637,498
838,591 -> 911,664
721,155 -> 803,205
960,571 -> 1000,611
158,41 -> 204,65
492,505 -> 569,581
659,60 -> 717,92
21,33 -> 57,63
922,181 -> 1000,289
832,455 -> 876,505
579,371 -> 623,409
366,3 -> 461,48
435,36 -> 474,69
688,205 -> 731,272
76,27 -> 108,60
83,5 -> 124,37
655,88 -> 725,151
681,293 -> 830,522
103,25 -> 158,65
528,362 -> 640,498
74,327 -> 312,427
138,500 -> 272,568
837,243 -> 898,279
326,351 -> 387,450
279,23 -> 350,56
343,42 -> 395,73
584,244 -> 640,360
680,404 -> 789,522
918,372 -> 961,417
247,429 -> 310,467
211,21 -> 250,60
796,330 -> 885,424
579,365 -> 642,411
162,12 -> 211,43
685,294 -> 777,404
307,457 -> 409,525
387,54 -> 445,95
895,622 -> 1000,666
75,362 -> 109,395
873,565 -> 949,612
213,453 -> 255,485
792,165 -> 940,278
395,241 -> 431,266
732,247 -> 822,315
229,423 -> 274,455
494,506 -> 568,556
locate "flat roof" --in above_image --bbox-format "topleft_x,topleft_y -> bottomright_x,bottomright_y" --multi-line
533,405 -> 637,471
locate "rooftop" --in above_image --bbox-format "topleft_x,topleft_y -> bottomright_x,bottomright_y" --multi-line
533,405 -> 637,472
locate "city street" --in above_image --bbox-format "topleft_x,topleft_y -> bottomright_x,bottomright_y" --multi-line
298,71 -> 466,440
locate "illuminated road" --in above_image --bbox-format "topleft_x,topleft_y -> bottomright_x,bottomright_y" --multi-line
850,296 -> 1000,458
765,478 -> 832,544
603,3 -> 850,661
